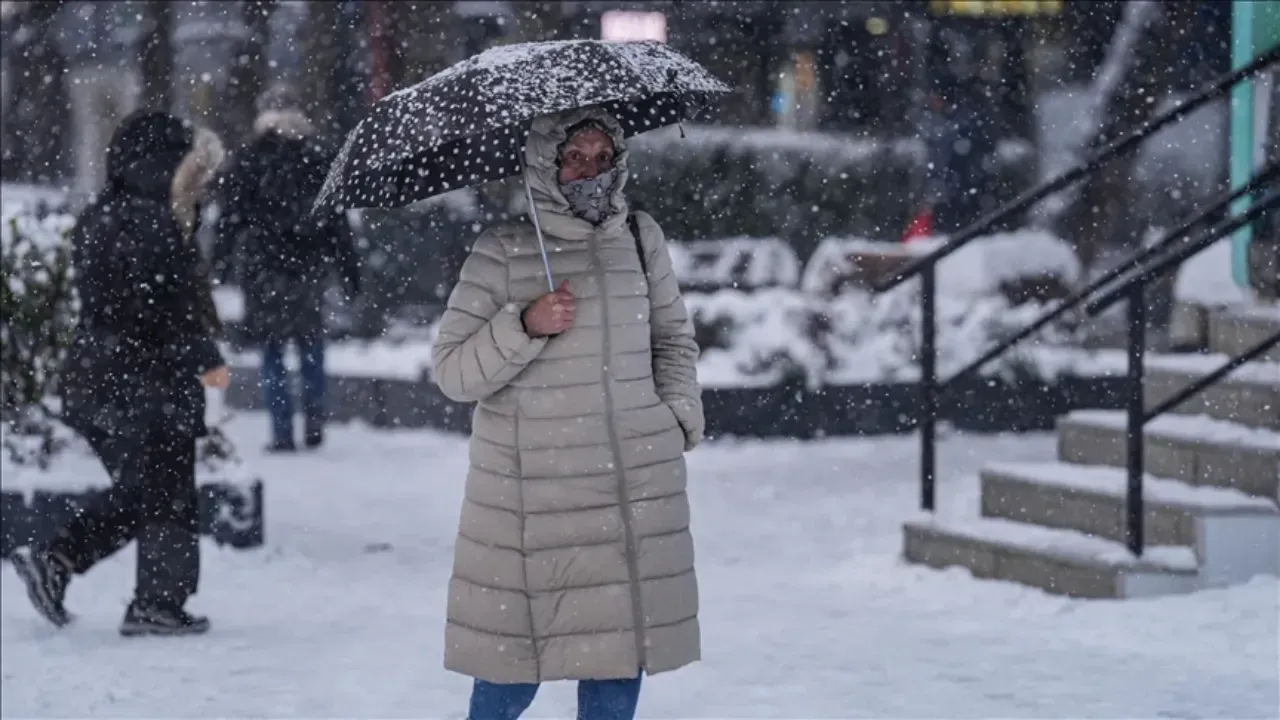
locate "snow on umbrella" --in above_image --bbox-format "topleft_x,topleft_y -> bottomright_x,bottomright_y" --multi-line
312,40 -> 731,215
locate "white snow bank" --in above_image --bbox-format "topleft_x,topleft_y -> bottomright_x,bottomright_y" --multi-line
211,286 -> 246,324
801,230 -> 1081,298
0,203 -> 74,252
0,183 -> 69,219
1173,238 -> 1252,307
3,419 -> 1276,718
225,338 -> 436,382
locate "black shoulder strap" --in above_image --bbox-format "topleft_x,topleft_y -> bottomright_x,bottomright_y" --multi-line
628,212 -> 647,278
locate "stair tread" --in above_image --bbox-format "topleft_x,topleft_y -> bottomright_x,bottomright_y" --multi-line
1063,409 -> 1280,451
984,460 -> 1279,512
1220,301 -> 1280,322
906,514 -> 1198,572
1143,353 -> 1280,385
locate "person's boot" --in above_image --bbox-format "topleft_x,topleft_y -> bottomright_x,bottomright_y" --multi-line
119,601 -> 211,637
265,437 -> 296,453
303,425 -> 324,450
9,546 -> 73,627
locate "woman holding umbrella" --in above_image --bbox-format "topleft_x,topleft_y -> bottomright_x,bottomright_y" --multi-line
314,40 -> 727,718
432,106 -> 704,718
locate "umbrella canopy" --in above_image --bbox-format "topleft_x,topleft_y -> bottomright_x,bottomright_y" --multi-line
313,40 -> 731,214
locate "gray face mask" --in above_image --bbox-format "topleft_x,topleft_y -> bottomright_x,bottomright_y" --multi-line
559,168 -> 618,225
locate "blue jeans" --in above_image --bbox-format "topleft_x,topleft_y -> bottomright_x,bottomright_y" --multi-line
468,674 -> 642,720
260,337 -> 325,445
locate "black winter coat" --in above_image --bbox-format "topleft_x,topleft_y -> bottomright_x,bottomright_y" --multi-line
214,129 -> 360,344
60,111 -> 225,440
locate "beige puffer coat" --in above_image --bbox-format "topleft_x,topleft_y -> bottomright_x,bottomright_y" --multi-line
432,106 -> 704,684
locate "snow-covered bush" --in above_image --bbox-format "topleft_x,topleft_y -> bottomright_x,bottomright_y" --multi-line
691,230 -> 1088,388
668,237 -> 801,292
0,185 -> 257,480
628,126 -> 1033,256
0,204 -> 77,468
686,289 -> 830,388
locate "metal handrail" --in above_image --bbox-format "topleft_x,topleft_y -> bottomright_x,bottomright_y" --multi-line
1086,187 -> 1280,317
1109,187 -> 1280,556
901,48 -> 1280,517
872,46 -> 1280,295
940,162 -> 1279,389
1144,331 -> 1280,423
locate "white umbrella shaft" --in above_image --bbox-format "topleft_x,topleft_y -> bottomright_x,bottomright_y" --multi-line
520,161 -> 556,293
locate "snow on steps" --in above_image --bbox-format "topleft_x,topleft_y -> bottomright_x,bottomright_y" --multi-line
1058,410 -> 1280,502
1141,353 -> 1280,430
1208,302 -> 1280,362
980,460 -> 1278,551
903,515 -> 1199,599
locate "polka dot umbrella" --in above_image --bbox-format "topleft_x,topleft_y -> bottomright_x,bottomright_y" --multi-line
312,39 -> 731,215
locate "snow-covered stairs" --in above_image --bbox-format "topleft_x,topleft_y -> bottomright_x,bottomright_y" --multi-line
904,303 -> 1280,599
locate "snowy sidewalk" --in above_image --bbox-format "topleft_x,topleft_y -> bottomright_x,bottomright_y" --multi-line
2,417 -> 1276,718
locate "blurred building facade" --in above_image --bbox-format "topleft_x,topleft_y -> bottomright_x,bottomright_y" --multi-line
0,0 -> 1241,193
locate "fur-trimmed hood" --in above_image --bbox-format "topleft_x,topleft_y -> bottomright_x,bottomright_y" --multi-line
253,108 -> 315,140
171,126 -> 226,237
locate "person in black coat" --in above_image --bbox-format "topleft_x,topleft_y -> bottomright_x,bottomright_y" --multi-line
213,92 -> 360,452
9,110 -> 230,636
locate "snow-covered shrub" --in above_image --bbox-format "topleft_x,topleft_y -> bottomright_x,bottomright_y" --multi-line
817,230 -> 1085,384
628,126 -> 1033,256
668,237 -> 801,292
686,289 -> 830,389
696,230 -> 1089,387
0,186 -> 257,479
0,205 -> 77,468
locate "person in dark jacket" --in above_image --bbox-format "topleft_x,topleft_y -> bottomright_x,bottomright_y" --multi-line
214,90 -> 360,452
8,110 -> 230,636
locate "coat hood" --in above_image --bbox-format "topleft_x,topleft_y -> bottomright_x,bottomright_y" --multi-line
171,126 -> 226,237
253,108 -> 315,140
104,110 -> 194,201
523,106 -> 629,239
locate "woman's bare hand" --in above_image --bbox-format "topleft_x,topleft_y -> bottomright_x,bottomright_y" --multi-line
522,281 -> 575,337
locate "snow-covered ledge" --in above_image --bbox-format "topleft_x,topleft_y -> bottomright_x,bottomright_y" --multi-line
1170,239 -> 1265,350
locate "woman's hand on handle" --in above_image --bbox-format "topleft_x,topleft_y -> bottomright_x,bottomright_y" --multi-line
522,280 -> 575,337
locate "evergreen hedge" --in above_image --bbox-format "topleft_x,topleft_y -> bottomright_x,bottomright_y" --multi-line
627,127 -> 1034,259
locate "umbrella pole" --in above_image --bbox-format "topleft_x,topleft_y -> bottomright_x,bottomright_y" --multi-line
521,167 -> 557,293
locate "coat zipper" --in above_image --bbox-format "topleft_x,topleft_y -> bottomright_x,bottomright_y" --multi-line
589,232 -> 649,670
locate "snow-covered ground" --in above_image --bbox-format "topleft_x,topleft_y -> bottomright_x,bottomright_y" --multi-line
2,415 -> 1276,718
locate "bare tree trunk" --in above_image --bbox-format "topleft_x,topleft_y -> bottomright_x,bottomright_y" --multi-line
225,0 -> 274,145
301,1 -> 341,140
507,1 -> 563,44
1058,1 -> 1170,273
139,0 -> 173,112
398,2 -> 455,82
2,1 -> 68,184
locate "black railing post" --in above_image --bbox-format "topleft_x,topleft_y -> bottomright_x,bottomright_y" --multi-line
1124,283 -> 1146,557
920,265 -> 938,512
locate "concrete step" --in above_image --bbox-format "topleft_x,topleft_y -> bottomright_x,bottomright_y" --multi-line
902,515 -> 1199,599
979,462 -> 1280,576
1208,303 -> 1280,362
1143,353 -> 1280,429
1058,410 -> 1280,501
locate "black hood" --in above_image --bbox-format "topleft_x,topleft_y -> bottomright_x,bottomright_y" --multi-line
104,110 -> 195,201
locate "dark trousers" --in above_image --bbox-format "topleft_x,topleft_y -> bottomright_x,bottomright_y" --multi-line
261,336 -> 326,444
468,674 -> 642,720
46,425 -> 200,608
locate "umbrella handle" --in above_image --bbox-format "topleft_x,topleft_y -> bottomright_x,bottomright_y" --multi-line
520,155 -> 557,293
